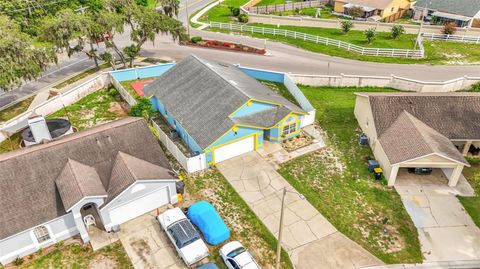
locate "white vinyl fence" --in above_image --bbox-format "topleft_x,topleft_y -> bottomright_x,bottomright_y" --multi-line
209,22 -> 424,58
110,75 -> 138,105
151,121 -> 207,173
422,33 -> 480,44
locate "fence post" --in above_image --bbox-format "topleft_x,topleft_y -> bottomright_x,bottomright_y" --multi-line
304,33 -> 306,40
391,49 -> 394,57
294,31 -> 297,39
316,36 -> 319,43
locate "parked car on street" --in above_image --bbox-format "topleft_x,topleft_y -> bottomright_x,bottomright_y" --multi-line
219,241 -> 260,269
158,208 -> 209,266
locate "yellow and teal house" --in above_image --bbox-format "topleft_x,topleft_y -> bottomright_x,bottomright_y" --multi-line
143,55 -> 307,165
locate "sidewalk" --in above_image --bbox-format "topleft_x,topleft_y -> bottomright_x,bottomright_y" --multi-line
217,152 -> 383,269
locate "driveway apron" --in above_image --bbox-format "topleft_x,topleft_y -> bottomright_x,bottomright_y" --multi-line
217,152 -> 383,269
396,180 -> 480,262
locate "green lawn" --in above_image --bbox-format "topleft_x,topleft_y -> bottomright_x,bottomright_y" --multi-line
0,133 -> 21,154
182,169 -> 294,269
17,242 -> 132,269
458,157 -> 480,228
120,78 -> 155,100
209,24 -> 480,64
48,88 -> 128,131
277,86 -> 422,264
0,96 -> 35,123
200,0 -> 250,22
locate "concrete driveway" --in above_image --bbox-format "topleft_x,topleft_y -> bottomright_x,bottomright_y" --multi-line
217,152 -> 383,269
395,173 -> 480,262
117,211 -> 187,269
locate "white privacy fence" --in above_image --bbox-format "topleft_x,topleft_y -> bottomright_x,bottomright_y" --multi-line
289,73 -> 480,92
422,33 -> 480,44
110,75 -> 137,105
209,22 -> 424,58
151,121 -> 207,173
0,74 -> 110,143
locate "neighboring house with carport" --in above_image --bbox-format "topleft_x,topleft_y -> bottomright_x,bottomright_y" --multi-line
333,0 -> 412,22
413,0 -> 480,28
143,55 -> 307,165
0,117 -> 178,265
354,92 -> 480,187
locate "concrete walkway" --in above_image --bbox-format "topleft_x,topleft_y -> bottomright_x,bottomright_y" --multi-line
217,152 -> 383,269
395,173 -> 480,262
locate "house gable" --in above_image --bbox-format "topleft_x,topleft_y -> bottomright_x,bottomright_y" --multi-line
231,100 -> 277,117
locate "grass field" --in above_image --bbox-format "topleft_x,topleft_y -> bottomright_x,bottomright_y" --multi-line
459,157 -> 480,228
0,96 -> 35,123
47,88 -> 128,131
208,24 -> 480,64
277,86 -> 422,264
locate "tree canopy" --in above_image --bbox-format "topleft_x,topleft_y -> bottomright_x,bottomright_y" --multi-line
0,16 -> 57,92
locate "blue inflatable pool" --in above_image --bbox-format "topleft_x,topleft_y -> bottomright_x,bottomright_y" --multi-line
187,201 -> 230,245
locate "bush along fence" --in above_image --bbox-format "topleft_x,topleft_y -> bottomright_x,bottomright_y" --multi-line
245,0 -> 328,14
422,33 -> 480,44
209,22 -> 424,58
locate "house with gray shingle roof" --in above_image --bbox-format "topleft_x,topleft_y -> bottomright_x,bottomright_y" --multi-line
0,117 -> 178,265
143,55 -> 307,165
354,92 -> 480,187
414,0 -> 480,28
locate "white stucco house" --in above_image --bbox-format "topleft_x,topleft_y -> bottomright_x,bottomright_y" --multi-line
354,92 -> 480,187
0,117 -> 178,265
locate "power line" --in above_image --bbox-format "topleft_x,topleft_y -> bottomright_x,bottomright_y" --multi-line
0,0 -> 70,14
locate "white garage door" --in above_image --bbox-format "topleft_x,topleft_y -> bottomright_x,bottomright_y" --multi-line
109,187 -> 169,225
214,136 -> 254,163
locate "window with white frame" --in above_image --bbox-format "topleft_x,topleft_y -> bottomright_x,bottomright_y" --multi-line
33,226 -> 51,243
282,123 -> 296,135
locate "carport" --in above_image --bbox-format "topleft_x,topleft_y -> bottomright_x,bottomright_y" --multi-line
387,153 -> 466,187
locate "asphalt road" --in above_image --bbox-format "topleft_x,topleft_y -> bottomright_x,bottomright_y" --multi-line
1,0 -> 479,110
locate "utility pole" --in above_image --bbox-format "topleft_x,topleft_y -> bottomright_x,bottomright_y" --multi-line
414,1 -> 429,50
185,0 -> 191,37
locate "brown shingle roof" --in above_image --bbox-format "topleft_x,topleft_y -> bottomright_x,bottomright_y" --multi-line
0,117 -> 172,240
357,92 -> 480,140
104,152 -> 174,205
55,159 -> 107,211
378,111 -> 469,165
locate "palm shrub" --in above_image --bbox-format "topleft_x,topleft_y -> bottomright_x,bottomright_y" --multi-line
129,98 -> 156,121
470,82 -> 480,92
390,24 -> 405,39
364,28 -> 376,44
340,20 -> 353,34
238,14 -> 249,23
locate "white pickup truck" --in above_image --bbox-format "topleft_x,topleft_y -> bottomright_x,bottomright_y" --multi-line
157,208 -> 209,266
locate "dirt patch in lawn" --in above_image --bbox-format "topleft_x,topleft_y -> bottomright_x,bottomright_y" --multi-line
88,256 -> 119,269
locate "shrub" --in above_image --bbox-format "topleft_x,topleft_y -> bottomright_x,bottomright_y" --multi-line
390,24 -> 405,39
54,241 -> 64,248
190,36 -> 203,43
470,82 -> 480,92
442,22 -> 457,35
238,14 -> 249,23
347,6 -> 364,18
229,6 -> 240,17
129,98 -> 156,121
13,256 -> 24,266
340,20 -> 353,34
364,28 -> 376,44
